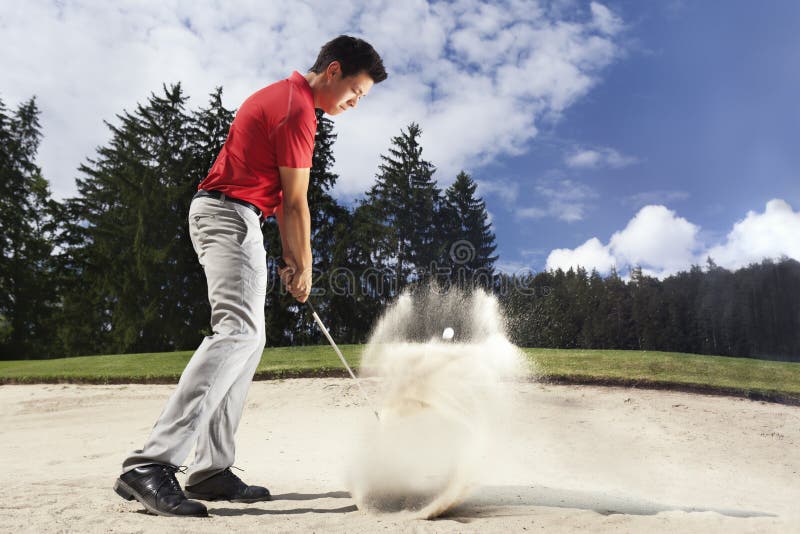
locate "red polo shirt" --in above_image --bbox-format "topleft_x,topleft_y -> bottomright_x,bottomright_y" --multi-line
199,71 -> 317,216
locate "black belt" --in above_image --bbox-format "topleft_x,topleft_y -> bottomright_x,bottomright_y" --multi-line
193,189 -> 263,219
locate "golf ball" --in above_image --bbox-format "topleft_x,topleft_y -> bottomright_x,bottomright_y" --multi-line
442,327 -> 454,340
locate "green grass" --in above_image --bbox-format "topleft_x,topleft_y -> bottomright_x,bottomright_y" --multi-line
526,348 -> 800,403
1,346 -> 799,404
0,345 -> 363,383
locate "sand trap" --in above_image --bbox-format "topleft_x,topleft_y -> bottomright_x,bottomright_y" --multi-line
1,379 -> 798,533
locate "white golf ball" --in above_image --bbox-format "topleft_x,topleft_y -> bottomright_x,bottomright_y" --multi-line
442,327 -> 454,340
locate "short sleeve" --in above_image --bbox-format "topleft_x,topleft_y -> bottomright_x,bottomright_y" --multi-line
274,110 -> 315,168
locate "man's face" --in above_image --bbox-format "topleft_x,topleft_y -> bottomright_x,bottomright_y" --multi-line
319,62 -> 374,116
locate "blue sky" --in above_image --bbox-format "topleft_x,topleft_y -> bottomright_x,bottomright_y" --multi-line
479,0 -> 800,276
1,1 -> 798,277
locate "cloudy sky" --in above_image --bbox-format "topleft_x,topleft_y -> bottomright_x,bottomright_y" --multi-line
2,0 -> 798,277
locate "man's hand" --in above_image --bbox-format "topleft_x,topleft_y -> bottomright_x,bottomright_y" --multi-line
288,268 -> 312,303
278,257 -> 311,303
278,258 -> 296,288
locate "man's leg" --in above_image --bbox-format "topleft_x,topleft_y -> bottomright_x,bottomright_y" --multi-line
121,197 -> 267,473
185,343 -> 263,486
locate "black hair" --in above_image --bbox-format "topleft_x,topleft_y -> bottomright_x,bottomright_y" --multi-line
310,35 -> 387,83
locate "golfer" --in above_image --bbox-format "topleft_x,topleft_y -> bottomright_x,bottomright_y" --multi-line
114,35 -> 387,517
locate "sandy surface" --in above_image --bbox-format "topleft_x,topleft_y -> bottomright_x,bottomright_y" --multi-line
1,378 -> 798,533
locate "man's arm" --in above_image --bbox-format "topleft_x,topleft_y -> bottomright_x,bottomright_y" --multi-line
277,166 -> 312,302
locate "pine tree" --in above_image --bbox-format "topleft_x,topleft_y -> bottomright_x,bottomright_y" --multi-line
0,96 -> 60,359
357,123 -> 441,291
331,199 -> 392,341
630,266 -> 669,350
58,84 -> 215,355
617,269 -> 638,348
308,112 -> 373,342
441,171 -> 498,289
660,266 -> 701,353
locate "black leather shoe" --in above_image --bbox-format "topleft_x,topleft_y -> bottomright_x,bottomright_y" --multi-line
185,467 -> 271,503
114,464 -> 208,517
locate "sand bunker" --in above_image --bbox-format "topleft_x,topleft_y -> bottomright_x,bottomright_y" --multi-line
1,380 -> 799,532
346,287 -> 528,518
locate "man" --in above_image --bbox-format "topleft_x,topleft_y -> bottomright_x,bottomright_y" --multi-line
113,35 -> 387,518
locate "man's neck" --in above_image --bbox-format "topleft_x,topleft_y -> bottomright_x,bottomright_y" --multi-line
304,71 -> 324,109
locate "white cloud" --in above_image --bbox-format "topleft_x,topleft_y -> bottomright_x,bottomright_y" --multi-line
608,205 -> 700,276
590,2 -> 624,35
706,199 -> 800,270
517,206 -> 550,219
547,237 -> 616,273
565,146 -> 636,169
544,199 -> 800,278
0,0 -> 624,199
476,178 -> 520,207
516,179 -> 596,222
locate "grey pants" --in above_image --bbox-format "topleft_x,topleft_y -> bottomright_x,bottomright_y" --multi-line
122,195 -> 268,485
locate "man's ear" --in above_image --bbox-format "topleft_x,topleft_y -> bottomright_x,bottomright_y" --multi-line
326,60 -> 341,79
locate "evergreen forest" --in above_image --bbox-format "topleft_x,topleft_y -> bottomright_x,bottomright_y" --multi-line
1,87 -> 798,361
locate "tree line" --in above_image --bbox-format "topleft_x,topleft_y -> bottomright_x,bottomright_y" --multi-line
0,86 -> 497,358
500,260 -> 800,361
1,88 -> 798,361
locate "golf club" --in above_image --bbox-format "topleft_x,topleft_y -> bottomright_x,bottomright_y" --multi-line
278,258 -> 379,420
306,300 -> 380,420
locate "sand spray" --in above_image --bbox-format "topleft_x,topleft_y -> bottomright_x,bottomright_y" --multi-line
345,286 -> 530,518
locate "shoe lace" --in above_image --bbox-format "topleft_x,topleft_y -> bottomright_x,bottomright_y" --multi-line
221,465 -> 247,487
156,464 -> 187,496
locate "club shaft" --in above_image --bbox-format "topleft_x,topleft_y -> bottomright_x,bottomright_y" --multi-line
307,302 -> 379,420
